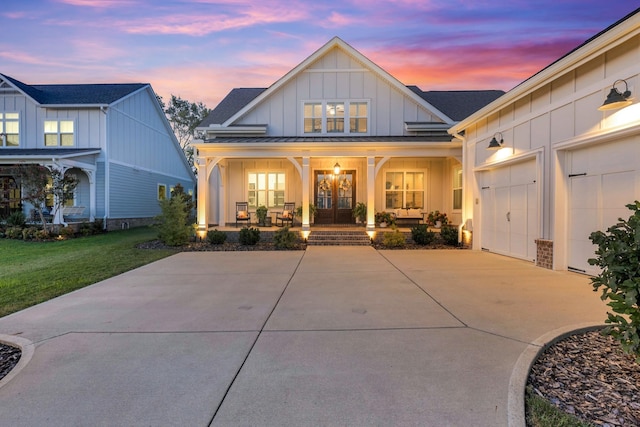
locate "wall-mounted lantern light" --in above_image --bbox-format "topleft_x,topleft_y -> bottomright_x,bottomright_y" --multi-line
486,132 -> 503,150
598,79 -> 632,111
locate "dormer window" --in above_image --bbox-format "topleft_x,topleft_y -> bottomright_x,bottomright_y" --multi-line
303,101 -> 368,135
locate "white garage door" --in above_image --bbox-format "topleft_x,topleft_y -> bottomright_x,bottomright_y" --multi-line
567,137 -> 639,275
481,160 -> 538,262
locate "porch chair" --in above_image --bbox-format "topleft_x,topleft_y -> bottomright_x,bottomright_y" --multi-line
235,202 -> 251,227
275,202 -> 296,227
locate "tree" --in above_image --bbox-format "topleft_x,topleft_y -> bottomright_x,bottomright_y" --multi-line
19,165 -> 79,232
157,94 -> 210,172
154,183 -> 194,246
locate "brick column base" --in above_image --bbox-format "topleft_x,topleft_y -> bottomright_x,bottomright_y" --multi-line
535,239 -> 553,269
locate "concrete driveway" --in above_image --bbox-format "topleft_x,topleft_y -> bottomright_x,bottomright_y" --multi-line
0,247 -> 608,426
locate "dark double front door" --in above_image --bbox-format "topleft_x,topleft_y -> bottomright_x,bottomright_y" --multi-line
314,170 -> 355,224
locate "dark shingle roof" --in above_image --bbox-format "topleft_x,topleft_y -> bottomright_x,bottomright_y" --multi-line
201,86 -> 503,127
199,88 -> 266,126
1,73 -> 147,105
407,86 -> 505,121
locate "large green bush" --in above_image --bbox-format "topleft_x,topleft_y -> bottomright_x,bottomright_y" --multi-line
206,229 -> 227,245
273,226 -> 298,249
382,228 -> 406,248
411,224 -> 436,245
588,201 -> 640,360
155,189 -> 193,246
440,225 -> 459,246
239,226 -> 260,245
7,211 -> 26,227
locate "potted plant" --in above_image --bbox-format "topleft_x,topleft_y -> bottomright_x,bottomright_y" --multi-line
256,205 -> 269,226
427,210 -> 448,228
295,203 -> 318,224
352,202 -> 367,225
375,211 -> 394,227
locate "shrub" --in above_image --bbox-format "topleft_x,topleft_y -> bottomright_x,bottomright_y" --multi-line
6,211 -> 26,227
6,226 -> 23,239
440,225 -> 459,246
382,227 -> 406,248
79,222 -> 93,236
155,191 -> 192,246
206,229 -> 227,245
239,226 -> 260,245
273,226 -> 298,249
22,226 -> 39,240
91,219 -> 105,234
58,226 -> 75,239
411,224 -> 436,245
588,201 -> 640,360
35,229 -> 51,241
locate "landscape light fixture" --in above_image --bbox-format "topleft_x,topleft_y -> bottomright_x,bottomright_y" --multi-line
598,79 -> 632,111
487,132 -> 503,150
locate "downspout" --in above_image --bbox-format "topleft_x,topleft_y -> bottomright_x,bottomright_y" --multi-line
101,106 -> 109,227
450,129 -> 467,245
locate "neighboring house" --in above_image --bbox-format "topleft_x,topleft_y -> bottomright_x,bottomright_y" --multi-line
193,37 -> 502,234
449,8 -> 640,274
0,73 -> 195,230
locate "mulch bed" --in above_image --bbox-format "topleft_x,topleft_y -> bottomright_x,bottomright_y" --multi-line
0,343 -> 21,382
528,329 -> 640,426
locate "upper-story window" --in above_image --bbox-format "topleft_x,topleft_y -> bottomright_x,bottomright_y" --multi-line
0,113 -> 20,147
44,120 -> 74,147
303,101 -> 368,135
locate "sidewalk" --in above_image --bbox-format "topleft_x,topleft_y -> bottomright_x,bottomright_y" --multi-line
0,248 -> 607,426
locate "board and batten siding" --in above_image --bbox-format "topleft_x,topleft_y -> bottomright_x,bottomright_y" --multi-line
235,47 -> 438,136
107,89 -> 193,181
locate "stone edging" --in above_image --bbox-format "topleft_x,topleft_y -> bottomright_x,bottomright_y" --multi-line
0,334 -> 35,390
506,322 -> 605,427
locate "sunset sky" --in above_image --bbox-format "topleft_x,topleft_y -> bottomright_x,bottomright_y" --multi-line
2,1 -> 638,108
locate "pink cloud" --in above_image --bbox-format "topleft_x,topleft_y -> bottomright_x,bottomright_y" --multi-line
55,0 -> 137,7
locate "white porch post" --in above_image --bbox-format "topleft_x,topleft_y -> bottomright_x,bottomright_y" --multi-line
196,156 -> 208,234
366,156 -> 375,231
301,156 -> 310,231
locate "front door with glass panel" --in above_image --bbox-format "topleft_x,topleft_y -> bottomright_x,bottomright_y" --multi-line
315,170 -> 355,224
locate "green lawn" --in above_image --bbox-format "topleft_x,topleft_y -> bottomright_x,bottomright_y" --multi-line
0,227 -> 176,318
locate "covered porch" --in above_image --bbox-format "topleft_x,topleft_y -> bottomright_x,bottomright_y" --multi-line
0,148 -> 100,225
193,136 -> 462,238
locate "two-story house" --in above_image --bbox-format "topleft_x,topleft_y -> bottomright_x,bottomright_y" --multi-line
193,37 -> 502,235
0,74 -> 195,230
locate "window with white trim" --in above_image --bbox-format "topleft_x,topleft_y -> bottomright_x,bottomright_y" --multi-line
384,171 -> 424,209
158,184 -> 167,200
0,113 -> 20,147
248,172 -> 285,208
303,101 -> 368,134
453,166 -> 462,210
44,120 -> 74,147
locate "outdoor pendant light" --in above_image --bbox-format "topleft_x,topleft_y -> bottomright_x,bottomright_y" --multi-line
598,79 -> 632,111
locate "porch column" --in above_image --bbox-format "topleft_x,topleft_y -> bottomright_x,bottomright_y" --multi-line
301,156 -> 310,231
196,156 -> 208,235
366,156 -> 375,231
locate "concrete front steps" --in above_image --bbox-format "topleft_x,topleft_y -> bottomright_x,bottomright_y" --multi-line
306,230 -> 372,246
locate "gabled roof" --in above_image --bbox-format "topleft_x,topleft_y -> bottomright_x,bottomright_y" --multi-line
407,86 -> 505,121
450,7 -> 640,132
0,73 -> 147,105
207,37 -> 454,127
